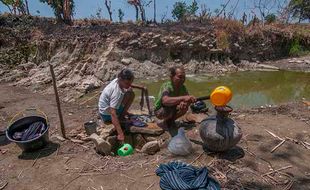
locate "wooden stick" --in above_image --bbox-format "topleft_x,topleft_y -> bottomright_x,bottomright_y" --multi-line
190,152 -> 204,164
61,175 -> 83,190
146,182 -> 155,190
304,141 -> 310,146
262,165 -> 293,176
301,142 -> 310,150
79,92 -> 100,106
0,181 -> 8,190
120,173 -> 136,181
32,151 -> 41,167
271,139 -> 286,153
265,130 -> 283,140
18,168 -> 26,178
81,160 -> 106,175
143,173 -> 155,177
49,64 -> 66,138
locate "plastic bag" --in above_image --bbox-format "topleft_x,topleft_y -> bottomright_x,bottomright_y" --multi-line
168,127 -> 193,156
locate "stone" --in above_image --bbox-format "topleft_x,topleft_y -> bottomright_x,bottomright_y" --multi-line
70,138 -> 84,144
143,135 -> 157,142
257,64 -> 279,70
182,113 -> 206,123
153,34 -> 161,39
129,40 -> 139,45
129,123 -> 164,136
236,114 -> 246,119
51,134 -> 66,142
121,58 -> 132,65
141,141 -> 160,155
133,134 -> 147,150
98,123 -> 115,139
304,60 -> 310,64
175,59 -> 181,63
221,68 -> 228,72
89,133 -> 111,155
17,62 -> 36,71
234,43 -> 240,48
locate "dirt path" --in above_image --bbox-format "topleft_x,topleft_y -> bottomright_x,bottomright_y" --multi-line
0,84 -> 309,190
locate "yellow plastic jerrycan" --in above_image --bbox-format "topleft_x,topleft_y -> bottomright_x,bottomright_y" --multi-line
210,86 -> 232,106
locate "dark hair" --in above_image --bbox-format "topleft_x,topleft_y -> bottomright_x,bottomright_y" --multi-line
169,66 -> 184,77
118,68 -> 134,81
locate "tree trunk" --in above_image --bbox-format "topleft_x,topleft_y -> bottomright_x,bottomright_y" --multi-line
25,0 -> 30,15
299,8 -> 303,23
153,0 -> 156,23
138,4 -> 145,22
105,0 -> 113,21
63,0 -> 72,24
134,5 -> 139,21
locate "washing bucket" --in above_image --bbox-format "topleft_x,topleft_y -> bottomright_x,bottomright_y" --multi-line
6,109 -> 49,152
210,86 -> 232,106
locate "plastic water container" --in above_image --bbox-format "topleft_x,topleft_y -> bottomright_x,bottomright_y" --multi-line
117,143 -> 134,156
210,86 -> 232,106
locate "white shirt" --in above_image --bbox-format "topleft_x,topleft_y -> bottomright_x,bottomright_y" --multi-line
98,78 -> 125,115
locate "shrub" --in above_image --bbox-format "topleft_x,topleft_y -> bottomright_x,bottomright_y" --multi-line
289,38 -> 303,56
265,14 -> 277,24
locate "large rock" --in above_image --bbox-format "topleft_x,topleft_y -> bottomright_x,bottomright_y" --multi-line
141,141 -> 160,155
133,134 -> 147,150
257,64 -> 279,70
89,133 -> 111,155
121,58 -> 132,65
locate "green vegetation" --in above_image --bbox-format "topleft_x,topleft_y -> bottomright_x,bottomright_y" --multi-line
172,0 -> 198,21
265,14 -> 277,24
289,38 -> 307,56
0,0 -> 29,15
288,0 -> 310,23
0,0 -> 309,25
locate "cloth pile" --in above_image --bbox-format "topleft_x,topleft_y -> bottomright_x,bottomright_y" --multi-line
156,161 -> 220,190
128,115 -> 153,127
13,121 -> 46,141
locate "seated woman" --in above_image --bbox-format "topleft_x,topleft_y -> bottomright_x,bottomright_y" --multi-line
154,66 -> 196,136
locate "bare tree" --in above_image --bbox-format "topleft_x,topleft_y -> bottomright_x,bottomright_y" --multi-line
128,0 -> 139,21
216,0 -> 231,17
253,0 -> 277,25
128,0 -> 151,22
200,4 -> 211,18
153,0 -> 156,22
24,0 -> 29,14
276,0 -> 290,23
104,0 -> 113,21
160,6 -> 168,23
227,0 -> 240,19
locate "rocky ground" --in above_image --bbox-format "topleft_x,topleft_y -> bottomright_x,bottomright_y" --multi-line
0,83 -> 309,190
1,15 -> 310,102
1,15 -> 310,190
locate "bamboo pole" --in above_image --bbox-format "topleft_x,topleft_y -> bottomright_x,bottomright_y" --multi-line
49,64 -> 66,138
